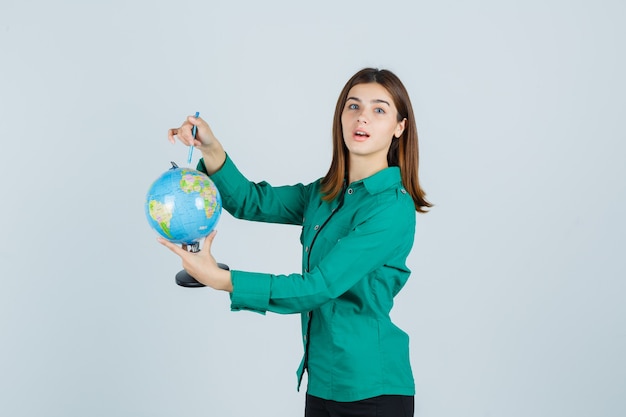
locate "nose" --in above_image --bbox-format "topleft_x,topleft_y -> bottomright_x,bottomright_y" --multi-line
357,112 -> 368,124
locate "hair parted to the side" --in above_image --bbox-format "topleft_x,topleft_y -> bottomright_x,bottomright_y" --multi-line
320,68 -> 432,213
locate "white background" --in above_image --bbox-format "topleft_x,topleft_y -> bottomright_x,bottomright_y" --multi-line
1,1 -> 625,416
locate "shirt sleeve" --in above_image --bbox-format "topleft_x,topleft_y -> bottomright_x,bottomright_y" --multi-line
198,154 -> 312,226
229,195 -> 416,314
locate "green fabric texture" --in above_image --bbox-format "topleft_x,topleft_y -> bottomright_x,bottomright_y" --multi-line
198,154 -> 416,402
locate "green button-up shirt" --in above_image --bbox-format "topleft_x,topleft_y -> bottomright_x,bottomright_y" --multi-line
199,155 -> 416,402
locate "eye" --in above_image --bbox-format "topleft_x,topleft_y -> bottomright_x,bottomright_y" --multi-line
347,103 -> 359,110
374,107 -> 386,114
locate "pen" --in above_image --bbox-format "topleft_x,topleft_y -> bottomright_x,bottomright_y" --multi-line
187,111 -> 200,165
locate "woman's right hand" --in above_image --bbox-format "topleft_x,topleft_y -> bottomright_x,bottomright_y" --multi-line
168,114 -> 226,173
168,114 -> 216,152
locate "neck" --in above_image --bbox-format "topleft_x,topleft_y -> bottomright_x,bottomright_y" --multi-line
348,154 -> 388,184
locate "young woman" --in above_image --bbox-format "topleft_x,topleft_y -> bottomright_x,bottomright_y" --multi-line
162,68 -> 431,417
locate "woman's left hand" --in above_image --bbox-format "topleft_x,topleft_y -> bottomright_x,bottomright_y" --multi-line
158,230 -> 233,292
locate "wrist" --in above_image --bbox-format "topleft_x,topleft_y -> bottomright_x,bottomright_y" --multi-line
201,146 -> 227,175
218,269 -> 233,292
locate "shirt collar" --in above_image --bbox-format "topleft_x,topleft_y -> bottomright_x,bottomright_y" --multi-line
354,166 -> 402,195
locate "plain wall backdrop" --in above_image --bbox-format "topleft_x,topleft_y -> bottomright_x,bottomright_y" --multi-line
1,1 -> 625,416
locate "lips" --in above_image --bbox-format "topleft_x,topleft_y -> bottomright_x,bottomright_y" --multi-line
353,129 -> 370,141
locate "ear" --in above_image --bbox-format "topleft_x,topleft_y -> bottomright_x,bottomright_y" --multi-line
394,118 -> 407,138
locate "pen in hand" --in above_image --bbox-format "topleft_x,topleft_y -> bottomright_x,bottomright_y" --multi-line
187,111 -> 200,165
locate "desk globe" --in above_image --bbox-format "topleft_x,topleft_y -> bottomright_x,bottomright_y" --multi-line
145,162 -> 227,287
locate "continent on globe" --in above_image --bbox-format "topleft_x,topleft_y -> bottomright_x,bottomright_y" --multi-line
180,171 -> 219,219
148,200 -> 174,239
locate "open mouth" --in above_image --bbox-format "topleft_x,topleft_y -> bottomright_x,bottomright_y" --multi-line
354,130 -> 370,139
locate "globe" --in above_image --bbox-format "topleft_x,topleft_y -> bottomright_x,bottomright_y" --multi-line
145,162 -> 222,245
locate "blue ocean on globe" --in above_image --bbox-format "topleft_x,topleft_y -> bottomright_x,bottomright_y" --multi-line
145,164 -> 222,245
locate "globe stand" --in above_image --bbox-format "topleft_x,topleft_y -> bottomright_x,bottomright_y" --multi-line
175,242 -> 229,288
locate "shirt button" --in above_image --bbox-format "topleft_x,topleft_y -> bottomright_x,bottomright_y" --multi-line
401,188 -> 407,194
347,188 -> 353,194
314,225 -> 320,230
303,334 -> 307,342
305,246 -> 309,252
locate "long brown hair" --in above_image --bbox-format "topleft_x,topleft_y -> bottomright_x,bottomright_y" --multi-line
320,68 -> 432,213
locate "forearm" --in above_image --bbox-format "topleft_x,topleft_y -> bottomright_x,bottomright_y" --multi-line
230,270 -> 333,315
202,154 -> 309,225
198,267 -> 233,292
200,142 -> 227,175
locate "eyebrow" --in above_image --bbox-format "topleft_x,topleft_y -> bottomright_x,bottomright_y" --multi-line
346,96 -> 391,107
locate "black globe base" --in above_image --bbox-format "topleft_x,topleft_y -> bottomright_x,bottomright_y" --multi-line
175,263 -> 230,288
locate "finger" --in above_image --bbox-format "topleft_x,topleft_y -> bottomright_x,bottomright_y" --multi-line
201,230 -> 218,254
168,126 -> 191,144
188,115 -> 211,140
157,237 -> 188,258
188,114 -> 202,125
182,121 -> 197,146
168,119 -> 196,146
187,116 -> 202,146
167,128 -> 178,144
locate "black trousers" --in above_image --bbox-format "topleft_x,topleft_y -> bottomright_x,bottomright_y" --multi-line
305,393 -> 414,417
